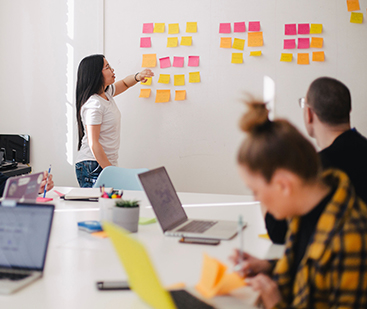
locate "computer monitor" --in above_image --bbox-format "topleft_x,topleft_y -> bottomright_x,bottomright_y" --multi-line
0,134 -> 30,164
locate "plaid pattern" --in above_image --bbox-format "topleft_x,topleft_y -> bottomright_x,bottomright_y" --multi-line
273,169 -> 367,309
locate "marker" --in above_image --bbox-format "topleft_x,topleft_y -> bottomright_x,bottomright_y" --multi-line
234,215 -> 244,272
43,165 -> 52,198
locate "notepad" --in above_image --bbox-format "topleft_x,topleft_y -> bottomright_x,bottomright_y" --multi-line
62,188 -> 111,201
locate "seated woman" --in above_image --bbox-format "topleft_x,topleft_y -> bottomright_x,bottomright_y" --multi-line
230,101 -> 367,308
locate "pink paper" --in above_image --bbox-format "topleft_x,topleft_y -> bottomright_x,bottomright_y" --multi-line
234,22 -> 246,32
159,57 -> 171,68
248,21 -> 260,31
285,24 -> 297,35
284,39 -> 296,49
140,37 -> 151,48
173,56 -> 184,67
298,23 -> 310,35
188,56 -> 199,67
219,23 -> 231,33
142,23 -> 154,33
298,38 -> 310,49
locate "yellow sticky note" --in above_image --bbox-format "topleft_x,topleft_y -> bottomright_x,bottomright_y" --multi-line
347,0 -> 360,12
139,88 -> 151,98
141,76 -> 152,86
310,24 -> 323,34
297,53 -> 309,65
189,72 -> 201,83
231,53 -> 243,64
175,90 -> 186,101
167,37 -> 178,47
310,37 -> 323,48
220,37 -> 232,48
250,51 -> 262,56
174,74 -> 185,86
155,90 -> 170,103
154,23 -> 165,33
312,51 -> 325,62
181,36 -> 192,46
248,32 -> 263,47
186,22 -> 197,33
233,38 -> 245,50
350,12 -> 363,24
158,74 -> 170,84
258,233 -> 270,239
168,23 -> 179,34
142,54 -> 157,68
280,53 -> 293,62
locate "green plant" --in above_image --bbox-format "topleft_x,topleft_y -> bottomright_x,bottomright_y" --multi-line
114,199 -> 139,208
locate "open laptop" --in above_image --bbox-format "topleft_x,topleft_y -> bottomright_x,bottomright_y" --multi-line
103,221 -> 215,309
0,203 -> 54,294
138,167 -> 243,240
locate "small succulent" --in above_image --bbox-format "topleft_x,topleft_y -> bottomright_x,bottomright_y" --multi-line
114,199 -> 139,208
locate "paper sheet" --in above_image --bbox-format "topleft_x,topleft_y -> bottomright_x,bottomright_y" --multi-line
154,23 -> 165,33
298,23 -> 310,35
167,37 -> 178,48
173,56 -> 184,67
219,23 -> 231,33
158,74 -> 170,84
284,24 -> 297,35
310,37 -> 323,48
248,32 -> 263,47
310,24 -> 323,34
189,72 -> 201,83
142,23 -> 154,33
168,23 -> 179,34
175,90 -> 186,101
233,38 -> 245,50
188,56 -> 199,67
181,36 -> 192,46
248,21 -> 260,32
142,54 -> 157,68
174,75 -> 185,86
141,76 -> 152,86
280,53 -> 293,62
231,53 -> 243,64
284,39 -> 296,49
159,57 -> 171,68
298,38 -> 310,49
186,22 -> 197,33
250,51 -> 262,56
234,22 -> 246,32
347,0 -> 360,12
297,53 -> 310,65
139,89 -> 151,98
155,90 -> 170,103
140,37 -> 151,48
312,51 -> 325,62
220,37 -> 232,48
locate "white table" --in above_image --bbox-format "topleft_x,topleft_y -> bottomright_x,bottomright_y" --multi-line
0,187 -> 285,309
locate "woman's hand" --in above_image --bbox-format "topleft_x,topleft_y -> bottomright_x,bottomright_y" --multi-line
38,171 -> 54,194
138,69 -> 154,83
229,249 -> 273,277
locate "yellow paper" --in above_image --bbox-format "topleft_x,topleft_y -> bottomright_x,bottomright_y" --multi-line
280,53 -> 293,62
310,24 -> 323,34
258,233 -> 270,239
312,51 -> 325,62
233,38 -> 245,50
154,23 -> 165,33
142,54 -> 157,68
181,36 -> 192,46
174,74 -> 185,86
231,53 -> 243,64
297,53 -> 309,65
250,51 -> 262,56
189,72 -> 200,83
220,37 -> 232,48
167,37 -> 178,47
347,0 -> 360,11
141,77 -> 152,86
186,22 -> 197,33
175,90 -> 186,101
310,37 -> 323,48
139,88 -> 151,98
158,74 -> 170,84
248,32 -> 263,47
168,23 -> 179,34
155,90 -> 170,103
350,12 -> 363,24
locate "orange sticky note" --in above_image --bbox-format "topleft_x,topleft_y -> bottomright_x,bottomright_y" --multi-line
181,36 -> 192,46
167,37 -> 178,47
310,24 -> 323,34
216,272 -> 245,295
155,90 -> 170,103
142,54 -> 156,67
310,37 -> 323,48
233,38 -> 245,50
189,72 -> 200,83
91,231 -> 108,238
168,23 -> 179,34
297,53 -> 309,65
186,22 -> 197,33
347,0 -> 360,11
280,53 -> 292,62
139,88 -> 151,98
174,74 -> 185,86
312,51 -> 325,62
248,32 -> 263,47
154,23 -> 165,33
350,12 -> 363,23
231,53 -> 243,64
175,90 -> 186,101
220,37 -> 232,48
141,76 -> 152,86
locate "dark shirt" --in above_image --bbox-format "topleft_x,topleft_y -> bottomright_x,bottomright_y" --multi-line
0,172 -> 8,197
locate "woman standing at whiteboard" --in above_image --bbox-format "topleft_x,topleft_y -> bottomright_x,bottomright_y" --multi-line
75,54 -> 153,188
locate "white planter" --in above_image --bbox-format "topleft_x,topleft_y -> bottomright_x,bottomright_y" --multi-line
112,206 -> 140,233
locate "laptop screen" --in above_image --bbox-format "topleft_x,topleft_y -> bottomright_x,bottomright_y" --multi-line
138,167 -> 188,232
3,172 -> 44,202
0,204 -> 54,270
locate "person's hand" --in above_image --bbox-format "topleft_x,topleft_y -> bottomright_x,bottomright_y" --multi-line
229,249 -> 272,277
38,171 -> 54,194
246,274 -> 282,309
138,69 -> 154,83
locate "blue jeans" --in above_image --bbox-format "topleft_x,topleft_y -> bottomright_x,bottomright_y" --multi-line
75,161 -> 102,188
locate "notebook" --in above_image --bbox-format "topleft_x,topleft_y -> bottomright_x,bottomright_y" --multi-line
61,187 -> 112,201
138,167 -> 242,240
103,222 -> 215,309
0,203 -> 54,294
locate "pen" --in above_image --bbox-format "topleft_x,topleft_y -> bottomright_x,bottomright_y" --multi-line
234,215 -> 244,272
43,165 -> 51,198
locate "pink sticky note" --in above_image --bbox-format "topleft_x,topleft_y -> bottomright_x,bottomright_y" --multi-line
298,38 -> 310,49
36,197 -> 53,202
142,23 -> 154,33
188,56 -> 199,67
248,21 -> 260,31
285,24 -> 297,35
140,37 -> 151,48
298,23 -> 310,35
173,56 -> 184,67
234,22 -> 246,32
284,39 -> 296,49
159,57 -> 171,68
219,23 -> 231,33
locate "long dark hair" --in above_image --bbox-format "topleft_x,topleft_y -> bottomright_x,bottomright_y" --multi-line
76,54 -> 105,150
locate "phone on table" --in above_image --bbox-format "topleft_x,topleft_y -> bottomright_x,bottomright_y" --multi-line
96,280 -> 130,290
179,237 -> 220,246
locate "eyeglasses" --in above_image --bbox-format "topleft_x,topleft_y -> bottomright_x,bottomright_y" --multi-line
103,64 -> 113,71
298,97 -> 306,108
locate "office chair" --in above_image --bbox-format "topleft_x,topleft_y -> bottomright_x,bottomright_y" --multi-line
93,166 -> 149,191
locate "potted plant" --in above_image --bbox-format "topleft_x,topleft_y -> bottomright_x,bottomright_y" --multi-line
112,199 -> 140,233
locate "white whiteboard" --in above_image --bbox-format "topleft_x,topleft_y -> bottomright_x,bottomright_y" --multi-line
104,0 -> 367,195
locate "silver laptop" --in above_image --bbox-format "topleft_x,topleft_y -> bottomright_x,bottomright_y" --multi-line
138,167 -> 243,240
0,203 -> 54,294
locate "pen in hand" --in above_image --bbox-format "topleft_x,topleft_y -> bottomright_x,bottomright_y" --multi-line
43,164 -> 52,198
234,214 -> 244,272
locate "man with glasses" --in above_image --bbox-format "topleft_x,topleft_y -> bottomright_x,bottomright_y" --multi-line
265,76 -> 367,244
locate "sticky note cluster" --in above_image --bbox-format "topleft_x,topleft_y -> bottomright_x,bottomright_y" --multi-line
346,0 -> 364,24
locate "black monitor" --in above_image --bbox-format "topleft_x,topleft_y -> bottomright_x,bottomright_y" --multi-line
0,134 -> 30,164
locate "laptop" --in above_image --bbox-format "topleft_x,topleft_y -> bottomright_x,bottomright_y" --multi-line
0,203 -> 54,294
3,172 -> 44,202
103,221 -> 215,309
138,167 -> 243,240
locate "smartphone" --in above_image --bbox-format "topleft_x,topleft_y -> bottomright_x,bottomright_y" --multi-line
179,237 -> 220,246
96,280 -> 130,290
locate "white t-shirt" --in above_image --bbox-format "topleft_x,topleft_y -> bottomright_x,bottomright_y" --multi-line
76,85 -> 121,166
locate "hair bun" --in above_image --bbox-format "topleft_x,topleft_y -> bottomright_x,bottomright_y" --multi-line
239,102 -> 270,133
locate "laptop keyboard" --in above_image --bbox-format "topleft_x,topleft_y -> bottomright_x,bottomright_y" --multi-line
0,272 -> 30,281
177,220 -> 217,233
170,289 -> 215,309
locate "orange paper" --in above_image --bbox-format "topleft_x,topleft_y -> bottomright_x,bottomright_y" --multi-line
220,37 -> 232,48
297,53 -> 309,65
347,0 -> 360,11
312,51 -> 325,62
142,54 -> 157,67
155,90 -> 170,103
175,90 -> 186,101
139,88 -> 151,98
248,32 -> 263,47
310,37 -> 323,48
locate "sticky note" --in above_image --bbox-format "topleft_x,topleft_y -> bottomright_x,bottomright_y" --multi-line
220,37 -> 232,48
258,233 -> 270,239
280,53 -> 293,62
250,51 -> 262,56
189,72 -> 201,83
234,22 -> 246,32
139,217 -> 157,225
284,39 -> 296,49
298,38 -> 310,49
142,54 -> 156,67
141,77 -> 152,86
347,0 -> 360,11
167,37 -> 178,47
298,23 -> 310,34
139,88 -> 151,98
233,38 -> 245,50
174,74 -> 185,86
142,23 -> 154,33
297,53 -> 309,65
159,56 -> 171,69
248,32 -> 263,47
91,231 -> 108,238
186,22 -> 197,33
312,51 -> 325,62
158,74 -> 170,84
350,12 -> 363,23
154,23 -> 165,33
188,56 -> 200,67
175,90 -> 186,101
248,21 -> 260,32
231,53 -> 243,64
285,24 -> 297,35
181,36 -> 192,46
219,23 -> 231,33
310,37 -> 323,48
140,37 -> 151,48
310,24 -> 323,34
168,23 -> 179,34
173,56 -> 184,67
155,90 -> 170,103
